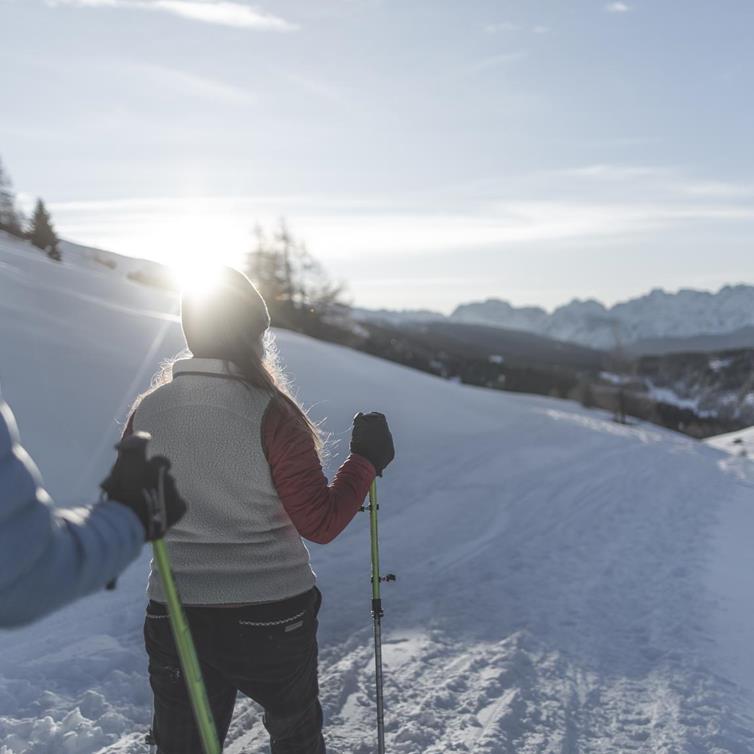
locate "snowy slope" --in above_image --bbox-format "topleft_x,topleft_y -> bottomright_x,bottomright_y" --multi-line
57,238 -> 166,283
2,233 -> 754,753
0,230 -> 174,295
707,426 -> 754,459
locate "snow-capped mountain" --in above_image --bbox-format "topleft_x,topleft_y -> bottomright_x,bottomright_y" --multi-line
441,299 -> 550,334
350,306 -> 446,326
451,285 -> 754,350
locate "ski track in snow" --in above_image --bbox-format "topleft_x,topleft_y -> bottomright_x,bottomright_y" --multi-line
2,234 -> 754,753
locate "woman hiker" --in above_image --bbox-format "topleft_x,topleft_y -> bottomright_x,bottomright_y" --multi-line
125,266 -> 395,753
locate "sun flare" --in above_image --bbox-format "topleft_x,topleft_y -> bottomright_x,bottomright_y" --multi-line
172,260 -> 225,297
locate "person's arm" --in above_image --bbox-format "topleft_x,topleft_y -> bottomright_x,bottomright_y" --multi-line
0,396 -> 144,628
262,399 -> 375,545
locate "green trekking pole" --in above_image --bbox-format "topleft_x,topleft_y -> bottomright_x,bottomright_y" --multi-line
153,539 -> 221,754
107,433 -> 220,754
367,479 -> 395,754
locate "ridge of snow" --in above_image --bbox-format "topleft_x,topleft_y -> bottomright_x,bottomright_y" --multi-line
0,230 -> 173,291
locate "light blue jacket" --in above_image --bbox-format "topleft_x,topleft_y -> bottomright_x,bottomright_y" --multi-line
0,392 -> 144,627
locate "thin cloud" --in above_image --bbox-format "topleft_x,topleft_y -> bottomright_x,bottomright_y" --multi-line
279,71 -> 343,102
538,164 -> 754,207
675,180 -> 754,199
485,22 -> 519,33
550,164 -> 671,180
50,193 -> 754,266
485,22 -> 550,35
45,0 -> 298,31
605,2 -> 631,12
152,1 -> 296,30
464,52 -> 527,75
125,62 -> 256,104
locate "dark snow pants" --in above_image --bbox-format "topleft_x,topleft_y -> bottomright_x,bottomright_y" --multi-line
144,586 -> 325,754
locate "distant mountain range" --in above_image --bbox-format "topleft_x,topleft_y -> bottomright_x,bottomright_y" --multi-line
355,285 -> 754,353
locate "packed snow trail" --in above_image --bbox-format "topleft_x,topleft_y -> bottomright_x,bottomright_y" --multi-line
2,233 -> 754,753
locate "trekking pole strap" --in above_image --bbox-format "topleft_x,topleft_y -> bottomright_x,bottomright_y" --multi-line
152,540 -> 221,754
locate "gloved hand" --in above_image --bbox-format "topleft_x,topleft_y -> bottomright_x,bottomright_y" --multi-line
350,412 -> 395,477
100,432 -> 187,541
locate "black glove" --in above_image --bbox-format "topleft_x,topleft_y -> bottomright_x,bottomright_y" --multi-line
350,412 -> 395,477
100,432 -> 187,541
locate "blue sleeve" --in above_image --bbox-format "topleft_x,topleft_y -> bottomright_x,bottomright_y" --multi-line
0,394 -> 145,628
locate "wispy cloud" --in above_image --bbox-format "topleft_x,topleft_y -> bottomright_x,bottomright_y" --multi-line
279,71 -> 343,102
538,163 -> 754,207
605,2 -> 631,13
549,164 -> 671,181
485,22 -> 551,35
463,51 -> 527,75
45,0 -> 298,31
485,22 -> 519,34
674,180 -> 754,199
151,1 -> 295,30
49,187 -> 754,268
125,62 -> 256,104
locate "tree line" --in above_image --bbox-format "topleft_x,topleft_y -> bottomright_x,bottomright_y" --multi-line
0,156 -> 60,260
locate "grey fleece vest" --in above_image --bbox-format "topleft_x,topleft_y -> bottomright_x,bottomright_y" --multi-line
133,358 -> 315,605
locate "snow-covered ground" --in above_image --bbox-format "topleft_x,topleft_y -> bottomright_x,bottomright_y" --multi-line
3,232 -> 754,753
707,426 -> 754,459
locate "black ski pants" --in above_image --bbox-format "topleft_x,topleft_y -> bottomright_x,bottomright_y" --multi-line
144,586 -> 325,754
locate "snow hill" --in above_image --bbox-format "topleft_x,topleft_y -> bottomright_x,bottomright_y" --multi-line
361,285 -> 754,352
2,231 -> 754,753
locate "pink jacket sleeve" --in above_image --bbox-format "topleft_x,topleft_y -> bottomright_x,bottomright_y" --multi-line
262,399 -> 375,544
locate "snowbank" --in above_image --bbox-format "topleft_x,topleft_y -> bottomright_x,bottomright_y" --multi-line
707,426 -> 754,459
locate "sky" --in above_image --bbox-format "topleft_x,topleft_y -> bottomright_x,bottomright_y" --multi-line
1,0 -> 754,314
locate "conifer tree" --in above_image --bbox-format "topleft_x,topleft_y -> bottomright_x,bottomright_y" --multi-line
244,219 -> 345,332
29,198 -> 61,261
0,157 -> 23,237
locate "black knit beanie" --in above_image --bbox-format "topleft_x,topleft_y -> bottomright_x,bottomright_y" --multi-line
180,267 -> 270,359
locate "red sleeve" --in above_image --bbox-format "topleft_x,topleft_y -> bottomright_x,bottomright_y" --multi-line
262,399 -> 376,545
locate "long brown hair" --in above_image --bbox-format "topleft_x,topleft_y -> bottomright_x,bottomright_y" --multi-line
225,329 -> 325,458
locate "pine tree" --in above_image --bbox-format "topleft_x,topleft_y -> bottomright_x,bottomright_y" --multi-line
28,199 -> 61,261
244,219 -> 345,332
0,157 -> 23,237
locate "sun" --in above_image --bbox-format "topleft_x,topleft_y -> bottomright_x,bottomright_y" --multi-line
171,259 -> 225,297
